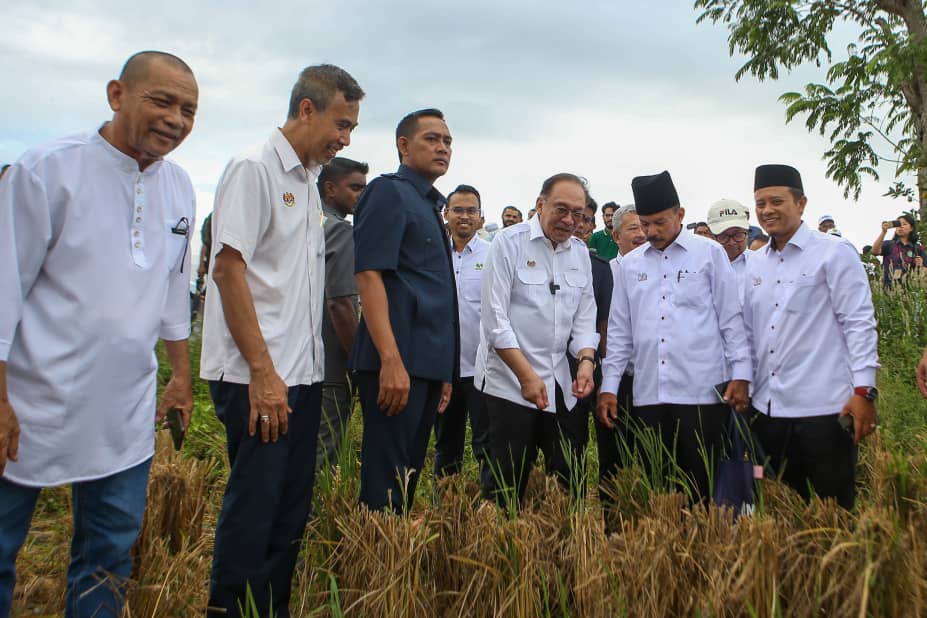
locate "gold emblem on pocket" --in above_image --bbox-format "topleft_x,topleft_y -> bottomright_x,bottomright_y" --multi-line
527,260 -> 536,267
283,192 -> 296,208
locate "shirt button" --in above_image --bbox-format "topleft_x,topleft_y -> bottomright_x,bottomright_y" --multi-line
662,296 -> 665,300
776,279 -> 781,284
136,217 -> 142,223
771,325 -> 775,330
134,241 -> 141,248
661,360 -> 665,364
661,338 -> 665,343
770,350 -> 774,354
134,230 -> 140,237
661,316 -> 665,320
663,274 -> 667,279
664,255 -> 668,260
136,187 -> 143,194
771,371 -> 776,376
775,303 -> 779,307
136,207 -> 142,213
779,258 -> 784,263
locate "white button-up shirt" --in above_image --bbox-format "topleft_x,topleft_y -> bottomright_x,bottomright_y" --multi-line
452,234 -> 490,378
201,129 -> 325,386
731,248 -> 752,304
0,129 -> 194,486
478,217 -> 599,412
602,230 -> 751,406
744,223 -> 879,418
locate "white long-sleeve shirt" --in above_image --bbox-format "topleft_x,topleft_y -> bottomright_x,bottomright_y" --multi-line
0,129 -> 194,487
452,234 -> 490,378
602,230 -> 751,406
743,223 -> 879,418
479,217 -> 599,412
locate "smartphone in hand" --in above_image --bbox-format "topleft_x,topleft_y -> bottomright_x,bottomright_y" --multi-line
838,414 -> 854,436
167,408 -> 185,451
714,381 -> 730,404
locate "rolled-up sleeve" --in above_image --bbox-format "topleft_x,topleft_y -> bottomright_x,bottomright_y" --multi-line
481,234 -> 519,351
0,165 -> 51,361
828,241 -> 879,386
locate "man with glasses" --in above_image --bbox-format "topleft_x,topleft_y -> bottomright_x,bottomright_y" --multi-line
479,173 -> 598,506
707,199 -> 751,302
433,185 -> 491,488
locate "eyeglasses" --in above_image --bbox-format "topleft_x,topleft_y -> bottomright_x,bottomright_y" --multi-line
449,207 -> 481,216
715,230 -> 747,243
552,205 -> 586,221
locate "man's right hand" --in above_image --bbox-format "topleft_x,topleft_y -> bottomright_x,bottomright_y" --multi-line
520,372 -> 548,410
378,357 -> 410,416
248,364 -> 291,443
0,399 -> 20,475
597,392 -> 618,429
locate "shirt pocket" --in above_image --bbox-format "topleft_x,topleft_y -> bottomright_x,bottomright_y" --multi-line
515,266 -> 547,302
164,217 -> 188,273
562,269 -> 587,309
460,274 -> 482,303
673,270 -> 709,309
784,271 -> 824,314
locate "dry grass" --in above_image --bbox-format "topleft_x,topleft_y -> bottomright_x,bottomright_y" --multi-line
12,430 -> 927,617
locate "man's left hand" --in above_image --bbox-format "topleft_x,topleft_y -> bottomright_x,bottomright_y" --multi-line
840,395 -> 878,445
437,382 -> 452,413
156,375 -> 194,432
723,380 -> 750,413
572,363 -> 595,399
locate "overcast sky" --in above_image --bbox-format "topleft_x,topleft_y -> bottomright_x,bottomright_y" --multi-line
1,0 -> 916,255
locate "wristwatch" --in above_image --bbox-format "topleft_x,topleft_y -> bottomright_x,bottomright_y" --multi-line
578,355 -> 596,367
854,386 -> 878,401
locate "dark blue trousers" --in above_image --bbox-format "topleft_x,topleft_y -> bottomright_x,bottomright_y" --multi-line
432,377 -> 490,488
206,381 -> 321,618
356,371 -> 441,513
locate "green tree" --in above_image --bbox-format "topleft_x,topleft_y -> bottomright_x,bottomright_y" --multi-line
695,0 -> 927,220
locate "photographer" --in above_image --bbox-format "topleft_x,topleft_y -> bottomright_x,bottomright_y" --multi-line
872,214 -> 927,288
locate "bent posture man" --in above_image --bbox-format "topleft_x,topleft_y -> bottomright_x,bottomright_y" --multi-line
201,64 -> 363,617
0,51 -> 197,617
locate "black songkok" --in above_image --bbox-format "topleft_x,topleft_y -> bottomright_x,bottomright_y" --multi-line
754,164 -> 803,192
631,171 -> 680,216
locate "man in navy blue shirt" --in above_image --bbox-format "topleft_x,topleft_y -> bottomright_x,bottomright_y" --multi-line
350,108 -> 457,513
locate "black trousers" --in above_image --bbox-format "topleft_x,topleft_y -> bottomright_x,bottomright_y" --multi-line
629,402 -> 728,503
593,373 -> 634,521
207,380 -> 322,618
486,386 -> 588,506
355,371 -> 442,513
749,409 -> 857,510
432,377 -> 490,487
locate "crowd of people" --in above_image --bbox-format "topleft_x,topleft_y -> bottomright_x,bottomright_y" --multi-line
0,51 -> 923,617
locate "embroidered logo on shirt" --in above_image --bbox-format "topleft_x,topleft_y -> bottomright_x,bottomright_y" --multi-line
753,276 -> 762,287
475,263 -> 484,271
282,192 -> 296,208
638,272 -> 648,282
527,260 -> 536,267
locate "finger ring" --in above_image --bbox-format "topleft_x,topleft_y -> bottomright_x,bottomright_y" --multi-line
260,415 -> 270,423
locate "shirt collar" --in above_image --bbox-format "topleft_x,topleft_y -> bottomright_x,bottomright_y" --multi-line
322,201 -> 348,221
271,128 -> 321,181
93,125 -> 163,175
528,213 -> 572,252
767,222 -> 811,255
448,232 -> 483,254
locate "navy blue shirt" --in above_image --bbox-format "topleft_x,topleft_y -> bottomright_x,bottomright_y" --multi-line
349,165 -> 458,383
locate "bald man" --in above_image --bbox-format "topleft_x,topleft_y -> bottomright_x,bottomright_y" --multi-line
0,51 -> 198,617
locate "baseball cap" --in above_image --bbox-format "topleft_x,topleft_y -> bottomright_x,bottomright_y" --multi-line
707,199 -> 749,235
818,214 -> 835,225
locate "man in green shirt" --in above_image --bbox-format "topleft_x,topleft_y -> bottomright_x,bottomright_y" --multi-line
587,201 -> 620,260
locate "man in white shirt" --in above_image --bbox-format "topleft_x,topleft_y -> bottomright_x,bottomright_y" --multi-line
200,64 -> 363,618
706,199 -> 752,303
479,173 -> 599,506
745,164 -> 879,510
0,51 -> 197,618
433,185 -> 491,487
599,171 -> 751,503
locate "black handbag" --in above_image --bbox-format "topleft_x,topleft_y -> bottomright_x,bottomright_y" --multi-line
713,409 -> 763,517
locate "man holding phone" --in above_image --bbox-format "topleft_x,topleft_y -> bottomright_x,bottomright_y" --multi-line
0,51 -> 197,617
744,164 -> 879,510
